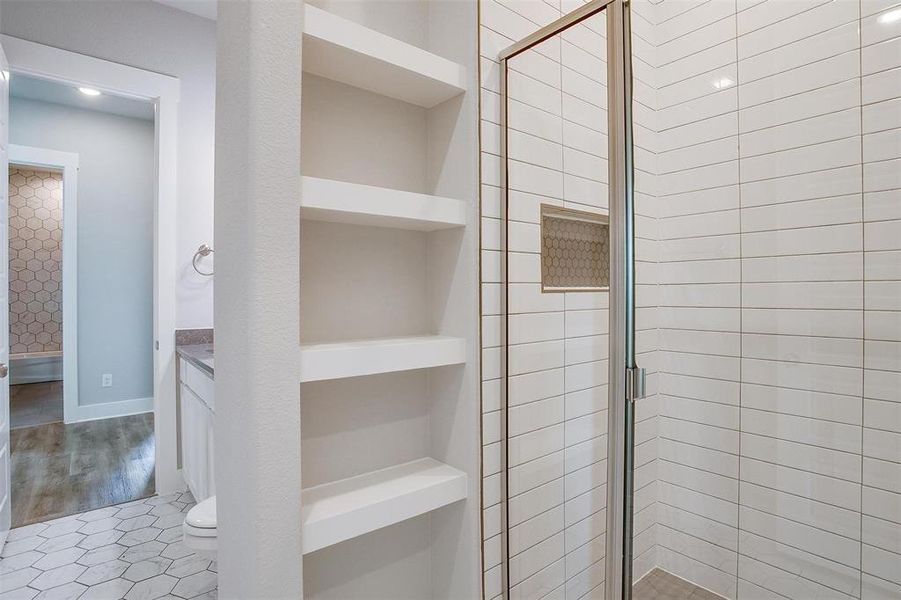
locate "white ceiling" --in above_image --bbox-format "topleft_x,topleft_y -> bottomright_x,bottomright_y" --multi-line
11,74 -> 155,122
153,0 -> 217,20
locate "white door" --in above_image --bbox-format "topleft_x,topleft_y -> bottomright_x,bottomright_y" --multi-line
0,40 -> 11,550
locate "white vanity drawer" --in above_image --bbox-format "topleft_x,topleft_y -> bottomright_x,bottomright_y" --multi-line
182,360 -> 215,412
181,382 -> 216,502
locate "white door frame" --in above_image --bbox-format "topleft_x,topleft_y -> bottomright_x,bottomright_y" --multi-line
8,145 -> 79,424
2,35 -> 182,494
0,42 -> 11,551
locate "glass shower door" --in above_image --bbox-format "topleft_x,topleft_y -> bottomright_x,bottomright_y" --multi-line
498,1 -> 638,598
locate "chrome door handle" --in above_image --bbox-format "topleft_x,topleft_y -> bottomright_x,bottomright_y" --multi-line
0,362 -> 8,379
625,366 -> 645,402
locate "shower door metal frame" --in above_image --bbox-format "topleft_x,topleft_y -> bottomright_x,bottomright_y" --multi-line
497,1 -> 637,598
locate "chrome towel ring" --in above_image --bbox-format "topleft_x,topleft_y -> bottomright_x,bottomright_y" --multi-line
192,244 -> 214,277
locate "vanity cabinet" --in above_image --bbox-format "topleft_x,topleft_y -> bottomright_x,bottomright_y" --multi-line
179,359 -> 215,502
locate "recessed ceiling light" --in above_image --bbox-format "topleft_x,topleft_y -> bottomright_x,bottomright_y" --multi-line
878,8 -> 901,24
78,87 -> 101,97
712,77 -> 735,90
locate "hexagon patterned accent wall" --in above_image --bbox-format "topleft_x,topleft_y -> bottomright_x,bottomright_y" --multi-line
9,166 -> 63,355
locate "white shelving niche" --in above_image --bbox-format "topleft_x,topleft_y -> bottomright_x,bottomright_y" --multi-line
298,2 -> 480,598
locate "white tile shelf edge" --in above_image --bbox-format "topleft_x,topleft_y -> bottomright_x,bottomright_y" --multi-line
303,4 -> 467,109
302,457 -> 468,554
299,335 -> 466,382
301,176 -> 467,231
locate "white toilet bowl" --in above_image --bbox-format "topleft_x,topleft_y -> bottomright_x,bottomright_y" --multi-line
183,495 -> 217,554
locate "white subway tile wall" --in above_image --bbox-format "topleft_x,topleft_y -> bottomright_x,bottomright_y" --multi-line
481,0 -> 901,598
655,0 -> 741,596
654,0 -> 899,597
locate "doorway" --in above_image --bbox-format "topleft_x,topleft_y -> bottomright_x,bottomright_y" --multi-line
0,37 -> 182,551
8,164 -> 65,430
7,75 -> 158,526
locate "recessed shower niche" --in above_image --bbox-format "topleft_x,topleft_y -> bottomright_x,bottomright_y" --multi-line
540,204 -> 610,293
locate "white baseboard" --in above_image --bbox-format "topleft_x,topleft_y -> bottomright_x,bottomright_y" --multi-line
10,354 -> 63,386
11,374 -> 64,385
155,468 -> 188,497
69,396 -> 153,424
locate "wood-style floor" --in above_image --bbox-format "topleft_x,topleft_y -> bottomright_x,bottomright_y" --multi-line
10,381 -> 64,429
10,412 -> 156,527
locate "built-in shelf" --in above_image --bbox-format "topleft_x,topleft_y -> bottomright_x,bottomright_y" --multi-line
301,176 -> 466,231
299,335 -> 465,382
303,4 -> 467,108
302,458 -> 467,554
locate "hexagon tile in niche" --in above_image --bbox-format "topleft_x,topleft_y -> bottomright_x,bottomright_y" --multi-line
540,204 -> 610,292
8,167 -> 64,355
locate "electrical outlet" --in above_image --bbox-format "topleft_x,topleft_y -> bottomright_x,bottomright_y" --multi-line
102,373 -> 113,387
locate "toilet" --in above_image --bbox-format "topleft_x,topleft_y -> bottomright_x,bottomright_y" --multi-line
183,495 -> 217,554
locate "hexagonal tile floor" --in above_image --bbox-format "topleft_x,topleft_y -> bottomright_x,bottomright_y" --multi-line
0,491 -> 217,600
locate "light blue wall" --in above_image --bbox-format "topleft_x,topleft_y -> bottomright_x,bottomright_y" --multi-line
10,97 -> 154,408
2,0 -> 217,330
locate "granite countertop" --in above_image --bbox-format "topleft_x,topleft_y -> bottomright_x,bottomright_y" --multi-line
177,343 -> 214,377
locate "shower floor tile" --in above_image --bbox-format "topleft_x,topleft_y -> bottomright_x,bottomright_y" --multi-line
634,568 -> 725,600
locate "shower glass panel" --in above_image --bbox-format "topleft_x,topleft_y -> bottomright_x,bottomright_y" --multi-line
501,3 -> 619,598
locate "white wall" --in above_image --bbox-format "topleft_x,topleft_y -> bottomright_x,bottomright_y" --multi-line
0,0 -> 216,330
10,97 -> 154,408
214,1 -> 303,597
